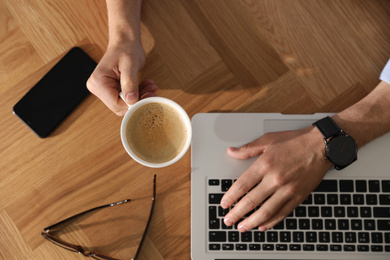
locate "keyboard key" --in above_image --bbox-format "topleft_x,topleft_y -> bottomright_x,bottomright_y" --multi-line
293,232 -> 304,242
303,244 -> 315,251
338,219 -> 349,230
276,244 -> 288,251
236,244 -> 247,250
371,245 -> 383,252
208,179 -> 219,186
299,219 -> 310,230
382,180 -> 390,192
302,194 -> 312,205
369,180 -> 380,192
273,221 -> 284,230
267,231 -> 278,242
222,244 -> 234,250
360,207 -> 372,217
221,179 -> 233,191
241,232 -> 252,242
316,244 -> 328,251
306,232 -> 317,242
321,207 -> 332,217
308,206 -> 320,217
209,193 -> 223,204
209,231 -> 226,242
263,244 -> 274,251
330,245 -> 342,251
249,244 -> 260,251
209,244 -> 220,250
325,219 -> 336,230
385,233 -> 390,243
295,206 -> 306,217
374,207 -> 390,217
355,180 -> 367,192
340,194 -> 351,205
351,219 -> 362,230
289,244 -> 301,251
347,207 -> 358,217
378,220 -> 390,230
327,194 -> 338,205
319,232 -> 330,242
228,231 -> 239,242
334,207 -> 345,217
371,232 -> 383,243
366,194 -> 378,205
209,206 -> 219,229
364,220 -> 376,230
254,231 -> 265,242
218,206 -> 229,217
379,194 -> 390,205
286,219 -> 297,229
280,232 -> 291,242
332,232 -> 343,243
345,232 -> 356,243
340,180 -> 354,192
344,245 -> 355,251
312,219 -> 323,230
315,180 -> 337,192
314,194 -> 325,204
353,194 -> 364,205
358,232 -> 370,243
357,245 -> 369,252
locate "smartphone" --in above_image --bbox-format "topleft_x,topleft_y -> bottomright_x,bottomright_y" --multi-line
13,47 -> 97,138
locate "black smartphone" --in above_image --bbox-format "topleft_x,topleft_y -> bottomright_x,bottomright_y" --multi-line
13,47 -> 97,138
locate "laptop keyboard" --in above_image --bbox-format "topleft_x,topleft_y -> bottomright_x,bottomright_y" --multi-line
208,178 -> 390,254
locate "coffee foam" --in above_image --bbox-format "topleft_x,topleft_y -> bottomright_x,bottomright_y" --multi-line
126,103 -> 187,163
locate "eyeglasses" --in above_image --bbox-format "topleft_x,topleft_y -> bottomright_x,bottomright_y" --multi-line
41,175 -> 156,260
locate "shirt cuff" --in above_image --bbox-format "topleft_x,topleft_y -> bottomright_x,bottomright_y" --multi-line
380,59 -> 390,84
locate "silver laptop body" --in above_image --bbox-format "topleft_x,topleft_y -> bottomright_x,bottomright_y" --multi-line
191,113 -> 390,260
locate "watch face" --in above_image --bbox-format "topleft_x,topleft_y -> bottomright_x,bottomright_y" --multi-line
326,135 -> 357,167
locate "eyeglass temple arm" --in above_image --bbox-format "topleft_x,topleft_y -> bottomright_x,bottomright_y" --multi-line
43,199 -> 132,232
133,174 -> 156,260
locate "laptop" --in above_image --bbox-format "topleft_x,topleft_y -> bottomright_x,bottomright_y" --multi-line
191,113 -> 390,260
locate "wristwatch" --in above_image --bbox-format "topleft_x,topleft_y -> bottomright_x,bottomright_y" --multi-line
313,116 -> 357,170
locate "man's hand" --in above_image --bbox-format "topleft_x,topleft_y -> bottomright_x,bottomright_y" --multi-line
87,41 -> 157,116
220,126 -> 332,232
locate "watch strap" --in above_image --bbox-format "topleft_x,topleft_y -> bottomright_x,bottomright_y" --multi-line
313,116 -> 341,139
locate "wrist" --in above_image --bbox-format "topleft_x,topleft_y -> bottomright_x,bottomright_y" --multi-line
306,126 -> 334,171
106,0 -> 142,45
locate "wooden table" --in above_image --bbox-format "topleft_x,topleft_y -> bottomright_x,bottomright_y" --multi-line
1,1 -> 389,259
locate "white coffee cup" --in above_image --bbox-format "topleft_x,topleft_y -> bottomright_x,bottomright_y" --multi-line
120,95 -> 192,168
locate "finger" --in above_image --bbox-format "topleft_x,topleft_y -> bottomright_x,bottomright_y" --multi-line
87,72 -> 128,116
223,181 -> 272,229
238,188 -> 292,232
120,60 -> 139,105
227,137 -> 266,159
139,80 -> 158,96
256,198 -> 300,231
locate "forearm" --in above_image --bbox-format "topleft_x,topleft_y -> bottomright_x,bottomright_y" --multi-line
333,80 -> 390,148
106,0 -> 142,45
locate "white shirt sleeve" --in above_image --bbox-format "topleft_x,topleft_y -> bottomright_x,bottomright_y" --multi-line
380,59 -> 390,84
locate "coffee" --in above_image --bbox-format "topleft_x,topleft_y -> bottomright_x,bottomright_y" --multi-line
126,102 -> 188,164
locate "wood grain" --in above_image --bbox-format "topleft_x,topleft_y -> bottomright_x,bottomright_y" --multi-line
0,0 -> 389,259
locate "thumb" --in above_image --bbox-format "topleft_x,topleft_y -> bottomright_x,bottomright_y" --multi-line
227,138 -> 265,159
120,65 -> 139,105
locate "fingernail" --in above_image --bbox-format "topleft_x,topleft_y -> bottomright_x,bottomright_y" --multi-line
238,224 -> 248,232
224,217 -> 234,226
228,147 -> 238,152
221,201 -> 230,209
259,226 -> 267,232
125,92 -> 138,103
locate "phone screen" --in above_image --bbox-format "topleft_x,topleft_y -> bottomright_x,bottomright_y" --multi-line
13,47 -> 97,138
